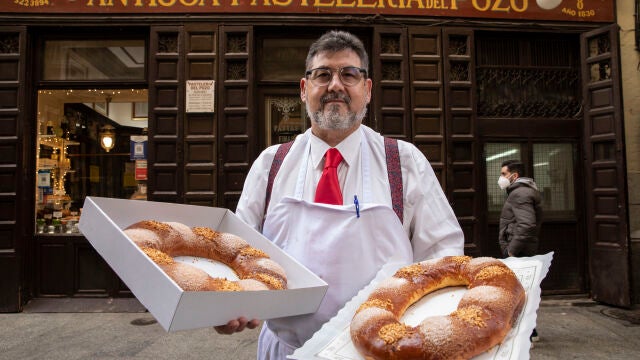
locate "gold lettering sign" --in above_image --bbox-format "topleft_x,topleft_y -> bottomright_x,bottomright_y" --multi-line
7,0 -> 614,22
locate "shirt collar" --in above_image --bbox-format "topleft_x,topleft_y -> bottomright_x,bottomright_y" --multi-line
310,126 -> 362,170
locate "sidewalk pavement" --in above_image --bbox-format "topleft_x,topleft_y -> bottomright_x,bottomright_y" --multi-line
1,296 -> 639,359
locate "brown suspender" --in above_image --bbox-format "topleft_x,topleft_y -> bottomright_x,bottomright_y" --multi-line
264,140 -> 294,220
384,137 -> 403,223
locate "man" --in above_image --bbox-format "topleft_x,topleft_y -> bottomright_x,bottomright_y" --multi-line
218,30 -> 464,359
498,159 -> 543,258
497,159 -> 542,343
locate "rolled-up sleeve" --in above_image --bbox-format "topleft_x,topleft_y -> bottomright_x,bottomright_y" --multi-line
235,145 -> 278,232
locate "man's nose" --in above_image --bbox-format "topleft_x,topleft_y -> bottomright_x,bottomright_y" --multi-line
327,71 -> 345,91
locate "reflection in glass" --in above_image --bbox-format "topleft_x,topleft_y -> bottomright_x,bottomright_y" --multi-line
43,39 -> 145,81
259,38 -> 312,82
533,143 -> 575,214
265,96 -> 306,145
589,60 -> 611,82
485,143 -> 522,213
588,34 -> 610,57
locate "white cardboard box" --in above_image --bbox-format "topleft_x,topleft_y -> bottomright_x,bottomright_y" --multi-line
78,196 -> 328,332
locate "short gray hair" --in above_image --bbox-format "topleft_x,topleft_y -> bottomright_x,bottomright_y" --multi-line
305,30 -> 369,74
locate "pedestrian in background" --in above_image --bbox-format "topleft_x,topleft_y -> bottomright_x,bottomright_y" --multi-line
498,159 -> 543,343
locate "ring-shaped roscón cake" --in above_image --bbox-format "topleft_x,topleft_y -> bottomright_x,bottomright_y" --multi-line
350,256 -> 525,360
123,220 -> 287,292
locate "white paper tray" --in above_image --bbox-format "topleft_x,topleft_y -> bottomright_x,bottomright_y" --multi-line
289,253 -> 553,360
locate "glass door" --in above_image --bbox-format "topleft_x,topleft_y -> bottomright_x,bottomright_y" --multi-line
32,32 -> 148,298
484,141 -> 585,294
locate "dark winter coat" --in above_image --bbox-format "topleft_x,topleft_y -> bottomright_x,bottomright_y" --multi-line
499,177 -> 543,257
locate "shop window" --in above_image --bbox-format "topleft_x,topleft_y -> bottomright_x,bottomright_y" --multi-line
265,96 -> 306,145
35,89 -> 148,234
533,143 -> 576,215
257,35 -> 315,146
485,142 -> 576,217
258,38 -> 311,82
43,39 -> 145,81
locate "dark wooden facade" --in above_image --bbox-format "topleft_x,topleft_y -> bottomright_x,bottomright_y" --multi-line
0,14 -> 632,312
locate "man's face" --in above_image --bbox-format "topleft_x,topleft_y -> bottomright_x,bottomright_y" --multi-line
500,166 -> 512,179
300,49 -> 372,132
501,166 -> 519,182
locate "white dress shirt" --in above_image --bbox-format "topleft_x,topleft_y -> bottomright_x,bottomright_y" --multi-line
236,125 -> 463,261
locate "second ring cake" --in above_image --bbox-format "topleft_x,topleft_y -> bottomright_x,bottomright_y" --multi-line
350,256 -> 525,360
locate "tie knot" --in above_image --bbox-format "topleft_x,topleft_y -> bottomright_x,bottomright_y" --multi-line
324,148 -> 343,169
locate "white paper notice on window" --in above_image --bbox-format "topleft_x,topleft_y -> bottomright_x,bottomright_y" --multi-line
186,80 -> 215,113
288,253 -> 553,360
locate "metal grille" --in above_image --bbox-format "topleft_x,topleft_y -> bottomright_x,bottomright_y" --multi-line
477,68 -> 581,118
0,34 -> 19,54
227,33 -> 247,53
476,34 -> 581,119
450,61 -> 469,81
449,35 -> 468,55
227,60 -> 246,80
381,35 -> 400,54
158,34 -> 178,53
382,62 -> 401,81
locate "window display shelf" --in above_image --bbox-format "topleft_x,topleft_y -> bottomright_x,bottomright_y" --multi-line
38,135 -> 80,150
36,134 -> 81,234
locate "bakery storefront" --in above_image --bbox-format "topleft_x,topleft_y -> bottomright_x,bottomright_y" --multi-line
1,0 -> 633,312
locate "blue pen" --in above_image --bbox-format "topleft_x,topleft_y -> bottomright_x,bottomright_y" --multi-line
354,195 -> 360,218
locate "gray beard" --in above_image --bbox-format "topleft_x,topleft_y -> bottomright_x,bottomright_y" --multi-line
307,102 -> 368,130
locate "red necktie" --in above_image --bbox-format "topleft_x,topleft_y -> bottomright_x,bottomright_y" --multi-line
315,148 -> 343,205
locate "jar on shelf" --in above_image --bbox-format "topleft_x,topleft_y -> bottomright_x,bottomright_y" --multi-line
36,219 -> 46,234
52,218 -> 62,233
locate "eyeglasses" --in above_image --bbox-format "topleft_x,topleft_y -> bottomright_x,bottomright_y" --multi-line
305,66 -> 367,87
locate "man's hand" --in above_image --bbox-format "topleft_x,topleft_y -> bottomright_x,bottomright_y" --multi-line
214,317 -> 260,334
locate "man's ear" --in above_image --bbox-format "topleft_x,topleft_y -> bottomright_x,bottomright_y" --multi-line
300,77 -> 307,102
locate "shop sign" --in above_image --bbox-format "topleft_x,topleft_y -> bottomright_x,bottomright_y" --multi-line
37,169 -> 51,188
135,159 -> 148,181
130,135 -> 148,160
4,0 -> 614,22
186,80 -> 215,113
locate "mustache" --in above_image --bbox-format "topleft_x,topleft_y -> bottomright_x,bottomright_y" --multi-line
321,92 -> 351,105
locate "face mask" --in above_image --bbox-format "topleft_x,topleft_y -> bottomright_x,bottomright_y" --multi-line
497,175 -> 511,190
